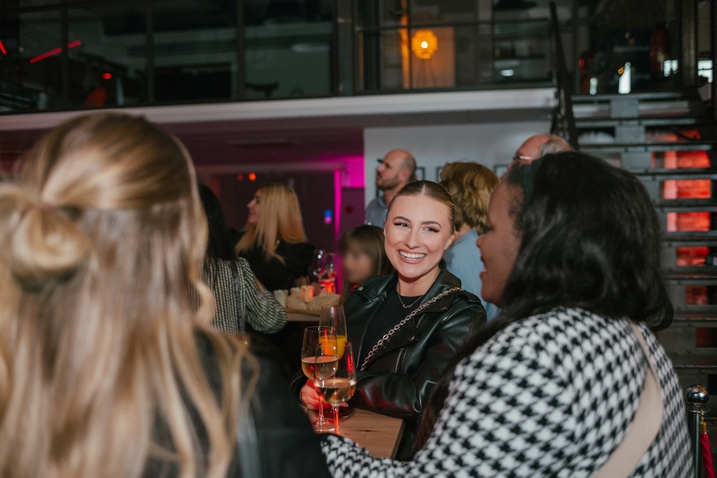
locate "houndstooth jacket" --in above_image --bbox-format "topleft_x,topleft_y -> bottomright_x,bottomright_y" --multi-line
194,258 -> 287,334
321,307 -> 691,477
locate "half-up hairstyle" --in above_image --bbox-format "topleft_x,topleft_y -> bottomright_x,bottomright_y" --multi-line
388,180 -> 456,233
0,114 -> 255,478
415,152 -> 672,450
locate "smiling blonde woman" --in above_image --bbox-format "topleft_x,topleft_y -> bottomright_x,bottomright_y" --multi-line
296,180 -> 486,461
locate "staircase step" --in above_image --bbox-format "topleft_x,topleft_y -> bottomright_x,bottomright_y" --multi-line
656,203 -> 717,212
573,100 -> 702,121
575,117 -> 704,128
673,313 -> 717,323
670,356 -> 717,370
641,171 -> 717,180
581,141 -> 714,153
655,199 -> 717,208
634,168 -> 717,176
572,92 -> 686,102
664,237 -> 717,245
674,305 -> 717,314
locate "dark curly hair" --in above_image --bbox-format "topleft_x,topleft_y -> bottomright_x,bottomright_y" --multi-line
415,151 -> 673,450
198,183 -> 236,261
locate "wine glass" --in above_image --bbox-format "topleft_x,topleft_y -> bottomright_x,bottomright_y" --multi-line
301,326 -> 338,432
312,250 -> 325,281
320,305 -> 347,359
325,253 -> 337,293
316,342 -> 356,435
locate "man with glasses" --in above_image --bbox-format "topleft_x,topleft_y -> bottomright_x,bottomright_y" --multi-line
509,134 -> 572,170
365,149 -> 417,226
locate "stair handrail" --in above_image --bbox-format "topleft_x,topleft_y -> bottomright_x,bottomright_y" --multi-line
549,1 -> 578,151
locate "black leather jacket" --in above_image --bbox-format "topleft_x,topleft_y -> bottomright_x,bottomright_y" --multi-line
345,263 -> 486,458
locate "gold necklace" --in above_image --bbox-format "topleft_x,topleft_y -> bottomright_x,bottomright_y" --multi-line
397,285 -> 426,309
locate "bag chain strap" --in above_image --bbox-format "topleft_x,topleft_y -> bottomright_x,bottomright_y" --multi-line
359,287 -> 463,371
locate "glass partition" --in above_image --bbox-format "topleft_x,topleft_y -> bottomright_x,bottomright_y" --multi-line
1,10 -> 62,111
0,0 -> 585,113
355,0 -> 566,92
67,4 -> 148,108
244,0 -> 333,99
151,0 -> 237,103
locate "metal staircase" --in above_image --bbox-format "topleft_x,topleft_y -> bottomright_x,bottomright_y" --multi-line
569,90 -> 717,433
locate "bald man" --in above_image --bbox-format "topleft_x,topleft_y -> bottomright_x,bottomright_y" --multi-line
365,149 -> 417,226
509,134 -> 573,170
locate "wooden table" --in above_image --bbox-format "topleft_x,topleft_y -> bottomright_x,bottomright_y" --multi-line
306,407 -> 405,459
286,312 -> 320,323
285,308 -> 319,323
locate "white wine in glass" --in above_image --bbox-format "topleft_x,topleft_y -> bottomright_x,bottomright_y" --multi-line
301,326 -> 338,432
301,355 -> 338,381
316,342 -> 356,435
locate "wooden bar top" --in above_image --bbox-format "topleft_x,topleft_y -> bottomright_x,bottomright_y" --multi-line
306,407 -> 405,459
286,312 -> 320,322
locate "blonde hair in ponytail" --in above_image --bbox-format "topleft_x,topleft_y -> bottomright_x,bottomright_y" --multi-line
0,113 -> 254,478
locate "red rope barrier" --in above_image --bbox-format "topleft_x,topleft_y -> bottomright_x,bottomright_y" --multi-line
701,419 -> 715,478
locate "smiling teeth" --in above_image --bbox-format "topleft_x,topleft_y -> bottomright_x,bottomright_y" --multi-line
399,251 -> 426,260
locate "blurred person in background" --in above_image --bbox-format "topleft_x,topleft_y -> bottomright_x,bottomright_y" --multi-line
320,152 -> 690,477
237,182 -> 315,373
509,133 -> 572,170
338,225 -> 394,304
365,149 -> 416,226
440,161 -> 500,320
236,183 -> 314,292
0,114 -> 329,478
194,183 -> 287,334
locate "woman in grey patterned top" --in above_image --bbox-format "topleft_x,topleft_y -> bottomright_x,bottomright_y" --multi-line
320,152 -> 691,476
194,184 -> 287,334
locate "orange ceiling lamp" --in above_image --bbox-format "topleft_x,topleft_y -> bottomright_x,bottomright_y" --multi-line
411,30 -> 438,60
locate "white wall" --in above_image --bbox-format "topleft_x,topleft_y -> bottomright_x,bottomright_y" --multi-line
363,120 -> 550,204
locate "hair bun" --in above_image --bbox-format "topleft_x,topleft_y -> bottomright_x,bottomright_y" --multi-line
0,185 -> 91,289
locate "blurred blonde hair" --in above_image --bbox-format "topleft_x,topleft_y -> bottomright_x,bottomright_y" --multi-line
440,162 -> 499,234
236,182 -> 307,261
0,114 -> 255,478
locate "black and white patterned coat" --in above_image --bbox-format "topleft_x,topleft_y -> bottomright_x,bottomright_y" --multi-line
321,307 -> 691,477
192,258 -> 287,334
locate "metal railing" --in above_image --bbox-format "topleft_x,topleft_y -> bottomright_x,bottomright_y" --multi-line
353,17 -> 555,94
549,0 -> 578,150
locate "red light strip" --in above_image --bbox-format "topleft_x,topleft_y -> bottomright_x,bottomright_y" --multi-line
0,41 -> 6,55
28,40 -> 81,64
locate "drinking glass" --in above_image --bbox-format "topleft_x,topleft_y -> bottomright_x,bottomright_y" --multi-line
312,250 -> 325,281
316,342 -> 356,435
301,326 -> 338,432
320,305 -> 347,359
324,253 -> 337,292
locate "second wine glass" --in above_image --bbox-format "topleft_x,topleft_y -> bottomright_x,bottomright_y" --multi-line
320,304 -> 347,359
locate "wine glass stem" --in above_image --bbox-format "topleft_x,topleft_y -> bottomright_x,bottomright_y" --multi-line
333,406 -> 340,435
318,394 -> 325,422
